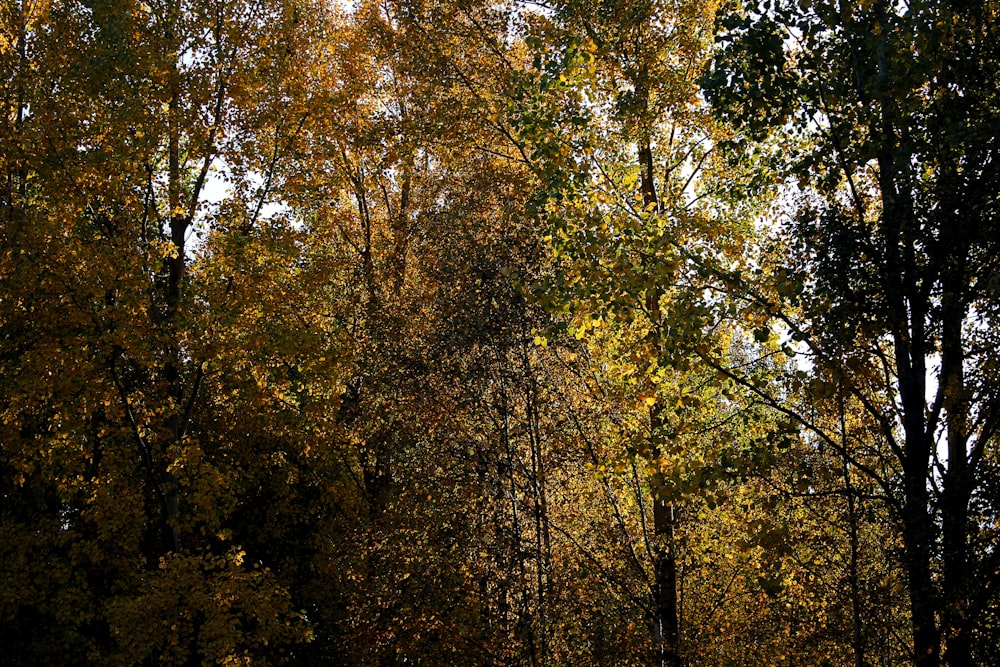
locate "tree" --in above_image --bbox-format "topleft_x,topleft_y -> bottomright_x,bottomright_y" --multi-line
8,0 -> 991,663
1,0 -> 334,660
703,1 -> 1000,664
271,0 -> 571,661
511,0 -> 793,661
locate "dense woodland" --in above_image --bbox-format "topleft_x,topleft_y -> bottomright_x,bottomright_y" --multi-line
2,0 -> 999,664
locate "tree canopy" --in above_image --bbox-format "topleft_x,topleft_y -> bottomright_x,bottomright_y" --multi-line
1,0 -> 998,665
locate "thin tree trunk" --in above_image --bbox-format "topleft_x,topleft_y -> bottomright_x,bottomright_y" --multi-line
869,3 -> 941,657
639,131 -> 681,667
839,384 -> 866,667
940,278 -> 973,667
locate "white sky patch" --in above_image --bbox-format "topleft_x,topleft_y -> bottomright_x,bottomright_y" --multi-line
187,157 -> 295,258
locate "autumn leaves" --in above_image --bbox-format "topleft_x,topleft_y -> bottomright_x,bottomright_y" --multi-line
2,0 -> 999,664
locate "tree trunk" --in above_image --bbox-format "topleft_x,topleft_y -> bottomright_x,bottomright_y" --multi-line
653,499 -> 681,667
639,129 -> 681,667
940,279 -> 974,667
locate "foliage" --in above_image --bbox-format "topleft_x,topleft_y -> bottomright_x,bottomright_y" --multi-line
1,0 -> 998,664
702,1 -> 1000,665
